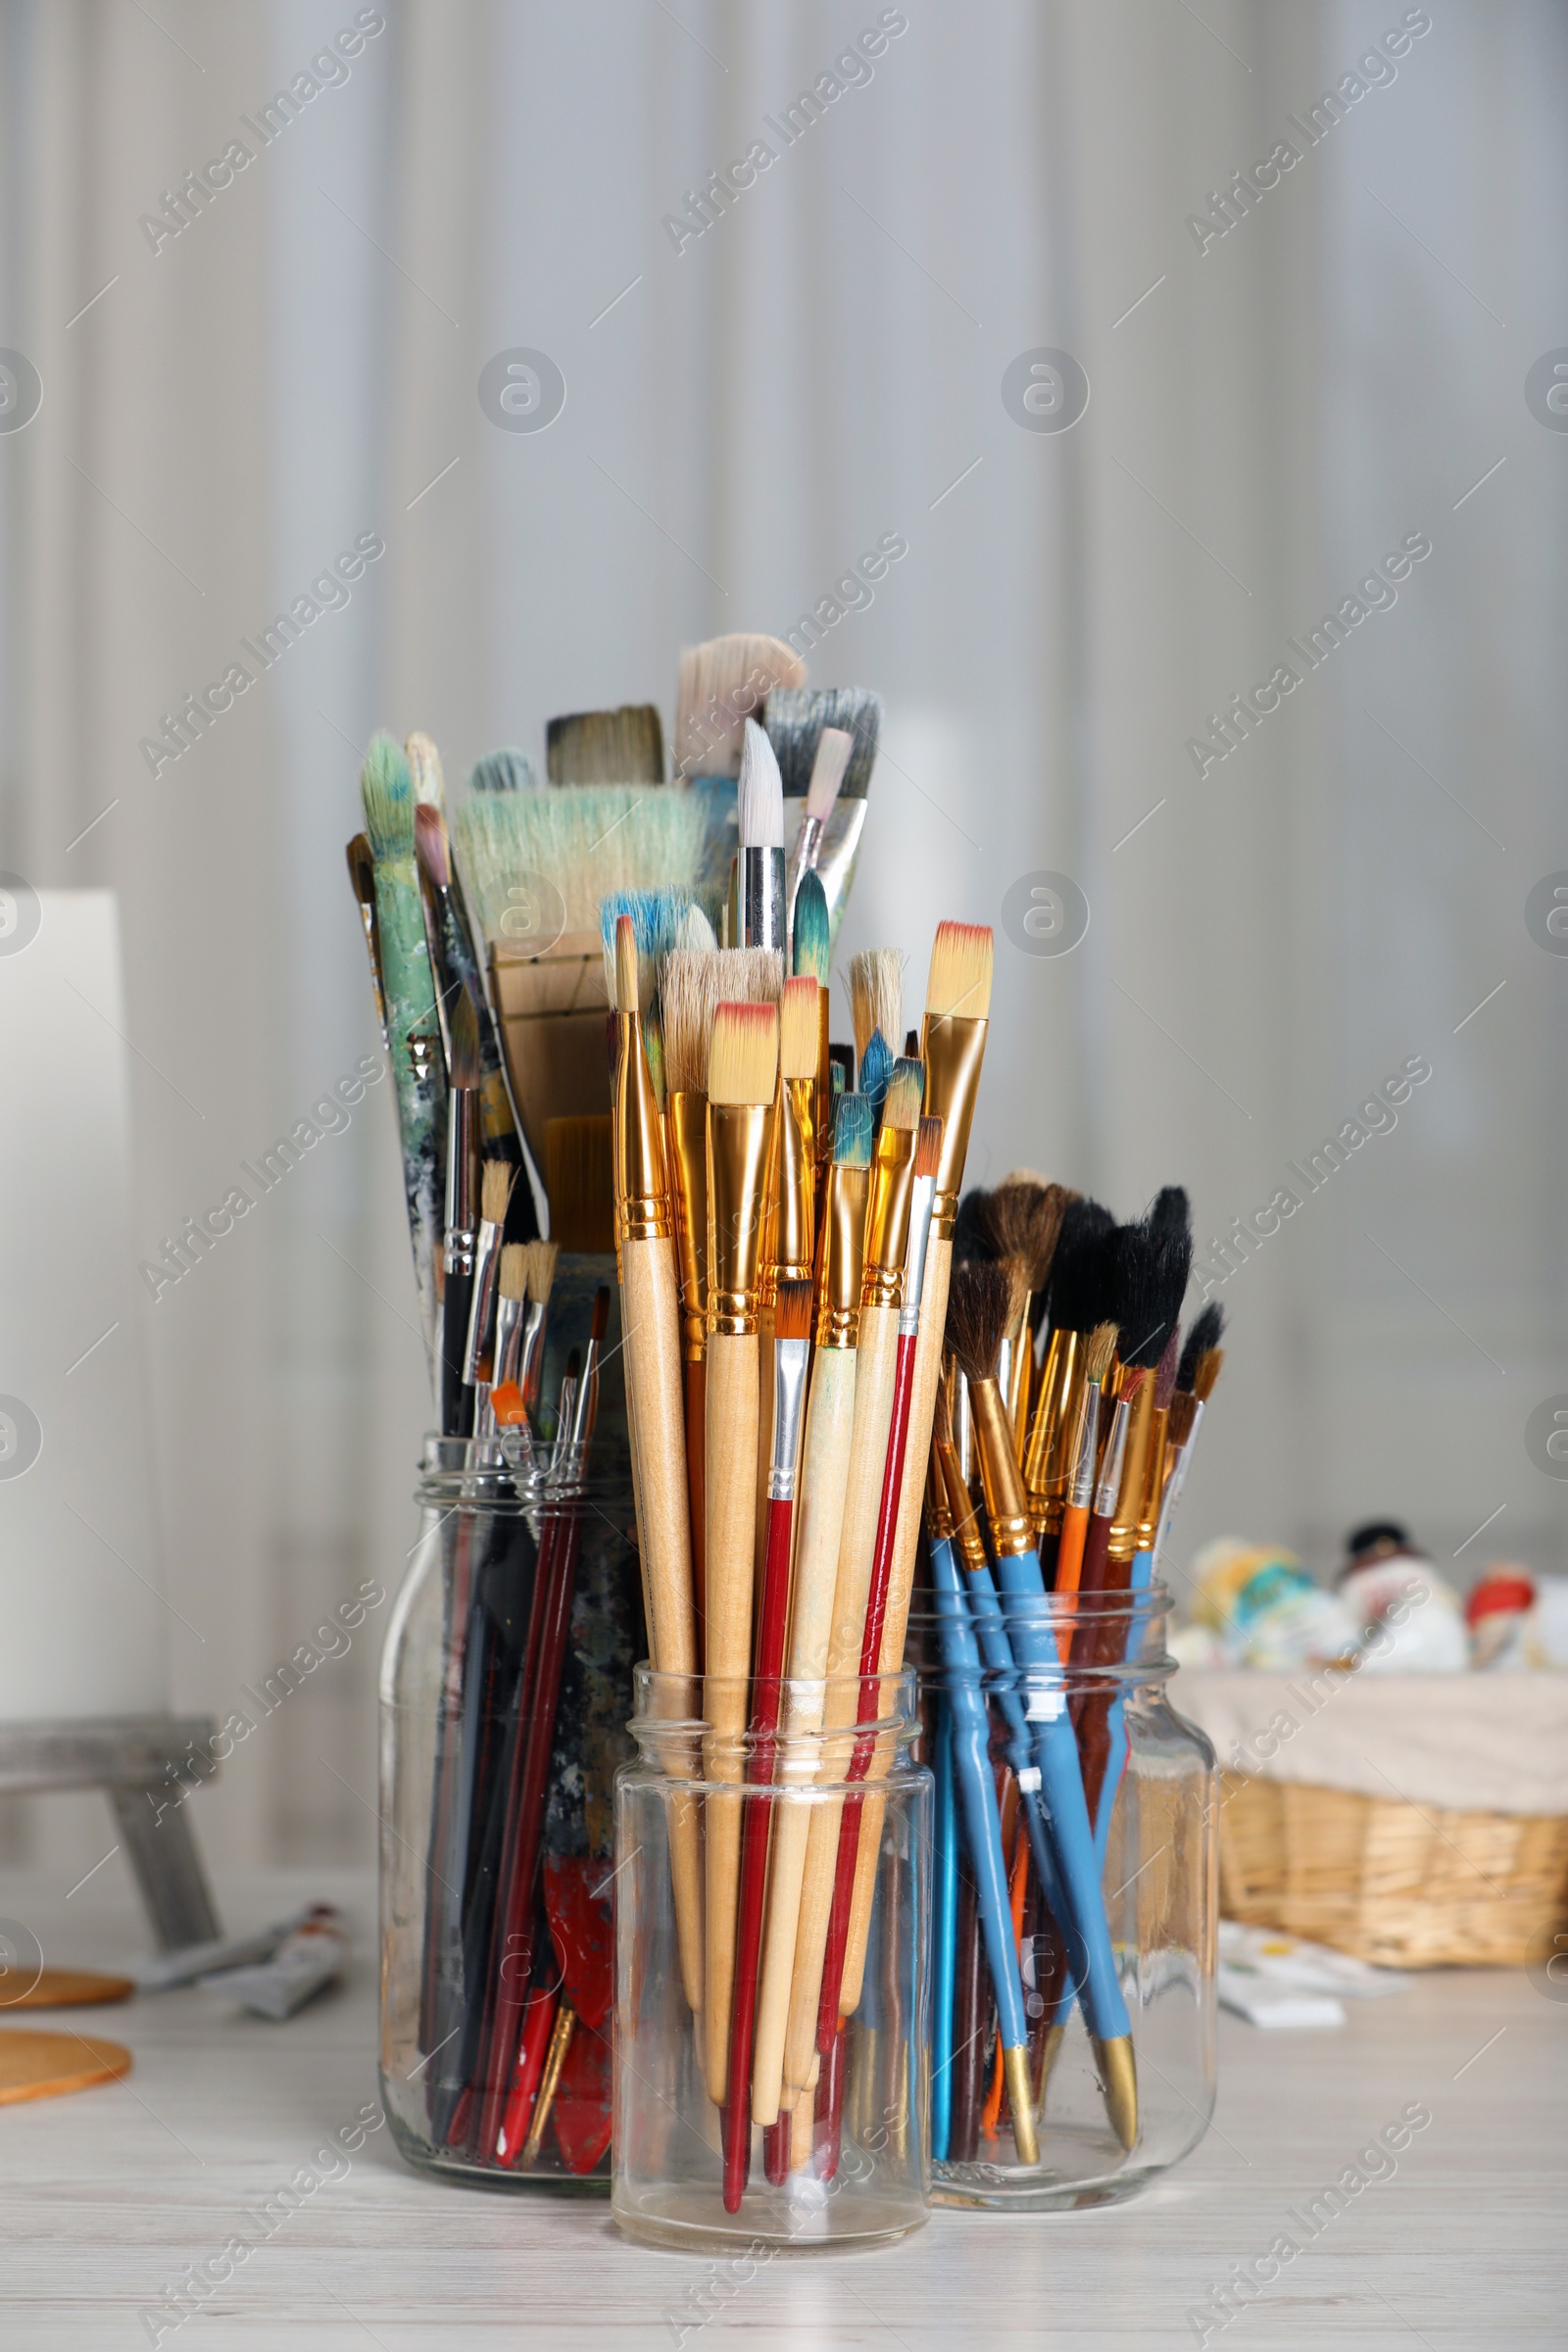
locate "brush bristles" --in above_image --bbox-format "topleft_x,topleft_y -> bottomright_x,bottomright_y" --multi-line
469,749 -> 537,795
1154,1330 -> 1179,1412
708,1001 -> 778,1106
850,950 -> 905,1065
1178,1302 -> 1226,1395
780,977 -> 819,1081
674,635 -> 806,779
1194,1346 -> 1225,1403
1049,1200 -> 1118,1334
913,1114 -> 943,1182
881,1056 -> 924,1134
974,1179 -> 1074,1298
805,726 -> 853,823
765,687 -> 882,800
450,988 -> 481,1090
414,801 -> 450,890
601,887 -> 701,1010
406,731 -> 445,809
523,1239 -> 560,1305
716,947 -> 784,1003
360,733 -> 414,860
738,718 -> 785,851
455,787 -> 706,942
1086,1322 -> 1118,1386
1117,1364 -> 1149,1402
481,1159 -> 513,1225
792,870 -> 830,984
547,706 -> 663,788
676,903 -> 717,954
1111,1194 -> 1195,1368
499,1243 -> 527,1302
774,1278 -> 813,1344
662,948 -> 782,1095
945,1259 -> 1022,1387
925,921 -> 994,1021
858,1030 -> 892,1117
833,1092 -> 874,1169
615,915 -> 640,1017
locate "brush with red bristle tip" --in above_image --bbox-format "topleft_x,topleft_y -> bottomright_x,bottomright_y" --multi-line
812,1108 -> 946,2059
722,1275 -> 813,2211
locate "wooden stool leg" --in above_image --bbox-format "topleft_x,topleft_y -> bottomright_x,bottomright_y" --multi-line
109,1788 -> 221,1950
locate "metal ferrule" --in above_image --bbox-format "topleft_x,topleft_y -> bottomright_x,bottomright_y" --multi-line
767,1337 -> 810,1499
897,1175 -> 937,1340
925,1444 -> 956,1543
549,1375 -> 578,1482
1136,1408 -> 1170,1556
666,1091 -> 708,1360
774,1076 -> 815,1285
491,1292 -> 523,1394
462,1218 -> 504,1384
816,1161 -> 869,1348
615,1010 -> 672,1243
939,1443 -> 988,1572
968,1379 -> 1034,1559
740,845 -> 786,955
516,1299 -> 546,1410
796,810 -> 824,876
1107,1374 -> 1158,1563
860,1124 -> 917,1310
954,1369 -> 974,1488
1004,1297 -> 1033,1456
444,1085 -> 476,1254
1023,1325 -> 1075,1516
706,1101 -> 776,1336
1067,1379 -> 1103,1513
1093,1395 -> 1130,1520
918,1013 -> 989,1235
571,1336 -> 601,1451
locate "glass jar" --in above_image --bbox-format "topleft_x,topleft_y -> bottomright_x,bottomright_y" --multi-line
904,1583 -> 1216,2211
612,1667 -> 932,2252
379,1255 -> 643,2190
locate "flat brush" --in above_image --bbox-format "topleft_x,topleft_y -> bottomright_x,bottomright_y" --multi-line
440,992 -> 482,1439
948,1257 -> 1139,2151
703,998 -> 779,2101
345,833 -> 389,1051
360,735 -> 447,1380
765,685 -> 882,804
547,704 -> 663,786
469,749 -> 538,794
738,718 -> 786,956
752,1094 -> 872,2138
788,725 -> 853,925
722,1277 -> 812,2209
463,1159 -> 514,1391
753,975 -> 818,1579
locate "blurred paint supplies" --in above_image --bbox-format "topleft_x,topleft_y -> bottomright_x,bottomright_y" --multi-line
198,1905 -> 347,2020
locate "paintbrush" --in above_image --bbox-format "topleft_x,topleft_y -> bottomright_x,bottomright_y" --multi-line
359,735 -> 447,1379
1161,1305 -> 1225,1546
702,999 -> 779,2102
406,728 -> 446,808
345,834 -> 389,1051
612,914 -> 705,2022
1053,1321 -> 1118,1647
754,975 -> 818,1582
547,705 -> 664,786
766,688 -> 883,950
752,1093 -> 873,2143
947,1258 -> 1139,2151
673,634 -> 806,781
790,870 -> 832,1197
470,749 -> 539,794
851,951 -> 904,1085
815,1111 -> 942,2047
474,1242 -> 527,1444
738,718 -> 786,956
1024,1199 -> 1117,1548
780,1058 -> 922,2109
858,1029 -> 892,1126
439,992 -> 482,1438
967,1182 -> 1074,1462
722,1275 -> 812,2208
787,725 -> 853,923
462,1158 -> 514,1398
1077,1193 -> 1192,1617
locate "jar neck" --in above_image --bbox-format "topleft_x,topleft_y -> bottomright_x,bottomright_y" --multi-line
904,1582 -> 1175,1692
628,1666 -> 923,1769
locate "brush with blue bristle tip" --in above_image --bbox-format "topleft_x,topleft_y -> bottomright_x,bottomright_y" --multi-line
791,870 -> 832,1193
359,732 -> 446,1383
851,948 -> 904,1132
469,749 -> 538,794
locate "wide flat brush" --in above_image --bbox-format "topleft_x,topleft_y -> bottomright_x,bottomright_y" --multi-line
612,918 -> 705,2021
360,735 -> 447,1378
702,998 -> 779,2100
547,705 -> 663,786
752,1095 -> 872,2140
780,1058 -> 922,2109
948,1259 -> 1138,2151
721,1277 -> 812,2210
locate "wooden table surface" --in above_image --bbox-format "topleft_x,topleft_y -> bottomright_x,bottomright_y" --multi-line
0,1866 -> 1561,2348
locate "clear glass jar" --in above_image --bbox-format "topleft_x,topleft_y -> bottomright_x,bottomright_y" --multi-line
904,1583 -> 1216,2211
612,1667 -> 932,2252
379,1257 -> 643,2190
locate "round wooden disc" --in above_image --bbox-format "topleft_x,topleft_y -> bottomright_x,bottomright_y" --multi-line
0,2028 -> 131,2105
2,1968 -> 134,2011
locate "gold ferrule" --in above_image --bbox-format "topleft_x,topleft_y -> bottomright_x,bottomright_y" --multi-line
615,1011 -> 672,1242
860,1124 -> 917,1310
705,1100 -> 776,1335
666,1091 -> 709,1361
1136,1406 -> 1169,1556
774,1075 -> 815,1284
1107,1372 -> 1158,1562
918,1012 -> 989,1234
1042,1343 -> 1093,1535
1005,1298 -> 1033,1457
758,1090 -> 783,1308
968,1379 -> 1034,1558
816,1161 -> 868,1347
815,994 -> 832,1177
939,1443 -> 989,1572
925,1444 -> 956,1543
1023,1326 -> 1074,1511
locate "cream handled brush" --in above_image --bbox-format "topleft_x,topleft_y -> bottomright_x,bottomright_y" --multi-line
738,717 -> 786,956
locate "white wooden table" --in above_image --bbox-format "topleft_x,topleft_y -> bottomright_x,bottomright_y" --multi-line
0,1866 -> 1561,2348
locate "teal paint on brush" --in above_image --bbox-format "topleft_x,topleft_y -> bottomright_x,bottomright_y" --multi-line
858,1029 -> 892,1126
792,869 -> 830,984
361,732 -> 447,1385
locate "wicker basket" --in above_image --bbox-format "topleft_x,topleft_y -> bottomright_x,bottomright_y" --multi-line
1216,1770 -> 1568,1967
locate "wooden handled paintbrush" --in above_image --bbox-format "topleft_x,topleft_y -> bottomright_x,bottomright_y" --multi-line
702,998 -> 779,2102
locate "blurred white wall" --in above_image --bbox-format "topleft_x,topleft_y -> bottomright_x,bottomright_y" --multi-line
0,0 -> 1563,1878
